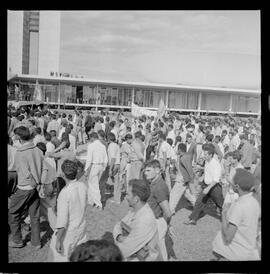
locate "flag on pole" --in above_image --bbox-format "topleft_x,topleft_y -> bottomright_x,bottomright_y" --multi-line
33,80 -> 43,103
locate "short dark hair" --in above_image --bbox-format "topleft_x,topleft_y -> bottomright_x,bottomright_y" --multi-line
134,131 -> 141,138
206,134 -> 214,142
15,126 -> 31,141
36,142 -> 47,155
69,239 -> 123,262
44,133 -> 51,142
166,138 -> 173,146
125,133 -> 133,140
233,168 -> 256,191
107,132 -> 116,142
145,159 -> 161,169
128,179 -> 151,202
202,143 -> 215,156
232,150 -> 241,161
89,132 -> 98,139
109,121 -> 116,128
61,160 -> 78,180
97,129 -> 105,139
178,143 -> 187,153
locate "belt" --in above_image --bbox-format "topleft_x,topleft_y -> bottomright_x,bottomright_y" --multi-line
92,163 -> 105,165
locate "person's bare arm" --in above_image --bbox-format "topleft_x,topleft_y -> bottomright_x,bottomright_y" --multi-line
55,227 -> 66,254
159,200 -> 172,224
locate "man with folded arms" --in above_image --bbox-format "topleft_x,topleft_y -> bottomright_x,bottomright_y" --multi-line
113,179 -> 161,261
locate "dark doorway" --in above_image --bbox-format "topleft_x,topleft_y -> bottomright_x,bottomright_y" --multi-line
76,86 -> 83,103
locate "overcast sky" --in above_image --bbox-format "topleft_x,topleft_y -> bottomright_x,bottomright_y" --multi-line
59,10 -> 261,89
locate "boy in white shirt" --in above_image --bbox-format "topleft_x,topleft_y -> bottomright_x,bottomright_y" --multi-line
212,168 -> 260,261
48,160 -> 88,262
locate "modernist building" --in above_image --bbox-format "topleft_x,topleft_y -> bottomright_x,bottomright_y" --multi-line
8,74 -> 261,116
7,10 -> 61,77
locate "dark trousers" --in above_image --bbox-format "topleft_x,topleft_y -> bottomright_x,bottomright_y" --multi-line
189,183 -> 224,222
8,171 -> 17,197
8,188 -> 40,246
99,166 -> 110,207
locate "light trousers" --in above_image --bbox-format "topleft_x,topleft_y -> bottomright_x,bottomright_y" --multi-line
48,225 -> 87,262
87,165 -> 106,208
169,181 -> 186,213
156,218 -> 168,261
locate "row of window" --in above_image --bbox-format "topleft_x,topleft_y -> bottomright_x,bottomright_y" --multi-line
8,81 -> 260,113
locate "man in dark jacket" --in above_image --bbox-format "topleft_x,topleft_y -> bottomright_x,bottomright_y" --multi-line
84,111 -> 93,140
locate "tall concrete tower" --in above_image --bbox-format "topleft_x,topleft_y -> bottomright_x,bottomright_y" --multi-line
7,10 -> 61,77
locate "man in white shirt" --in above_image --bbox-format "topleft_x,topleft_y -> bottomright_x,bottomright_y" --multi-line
48,160 -> 88,262
47,114 -> 60,137
84,132 -> 108,209
33,127 -> 46,145
185,143 -> 224,225
212,168 -> 260,261
113,179 -> 161,261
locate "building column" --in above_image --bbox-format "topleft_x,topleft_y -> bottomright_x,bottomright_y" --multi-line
166,90 -> 169,109
58,82 -> 60,109
229,94 -> 233,112
132,87 -> 135,105
198,91 -> 202,112
96,84 -> 98,111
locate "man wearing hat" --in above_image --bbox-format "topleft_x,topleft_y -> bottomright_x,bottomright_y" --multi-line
212,168 -> 261,261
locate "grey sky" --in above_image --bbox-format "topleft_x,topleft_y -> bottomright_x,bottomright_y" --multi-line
59,10 -> 260,89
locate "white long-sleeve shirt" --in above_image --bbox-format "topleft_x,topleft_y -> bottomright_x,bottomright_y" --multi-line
85,139 -> 108,171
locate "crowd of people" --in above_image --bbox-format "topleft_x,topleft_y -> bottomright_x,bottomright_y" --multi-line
7,104 -> 261,261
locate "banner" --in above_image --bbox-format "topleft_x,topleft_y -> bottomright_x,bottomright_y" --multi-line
131,103 -> 157,117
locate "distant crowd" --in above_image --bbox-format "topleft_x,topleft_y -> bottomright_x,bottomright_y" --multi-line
8,104 -> 261,261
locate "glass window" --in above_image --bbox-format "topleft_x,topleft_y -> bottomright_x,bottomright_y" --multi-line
118,87 -> 132,106
151,90 -> 166,108
201,93 -> 230,111
232,95 -> 260,113
168,90 -> 198,109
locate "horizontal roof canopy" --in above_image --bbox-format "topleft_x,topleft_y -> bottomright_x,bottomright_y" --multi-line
9,74 -> 261,96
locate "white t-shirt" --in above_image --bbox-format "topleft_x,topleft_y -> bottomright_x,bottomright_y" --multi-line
108,142 -> 120,165
158,141 -> 172,160
212,193 -> 261,260
167,144 -> 177,161
204,157 -> 222,185
8,144 -> 17,171
85,139 -> 108,171
69,134 -> 76,153
56,180 -> 88,231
